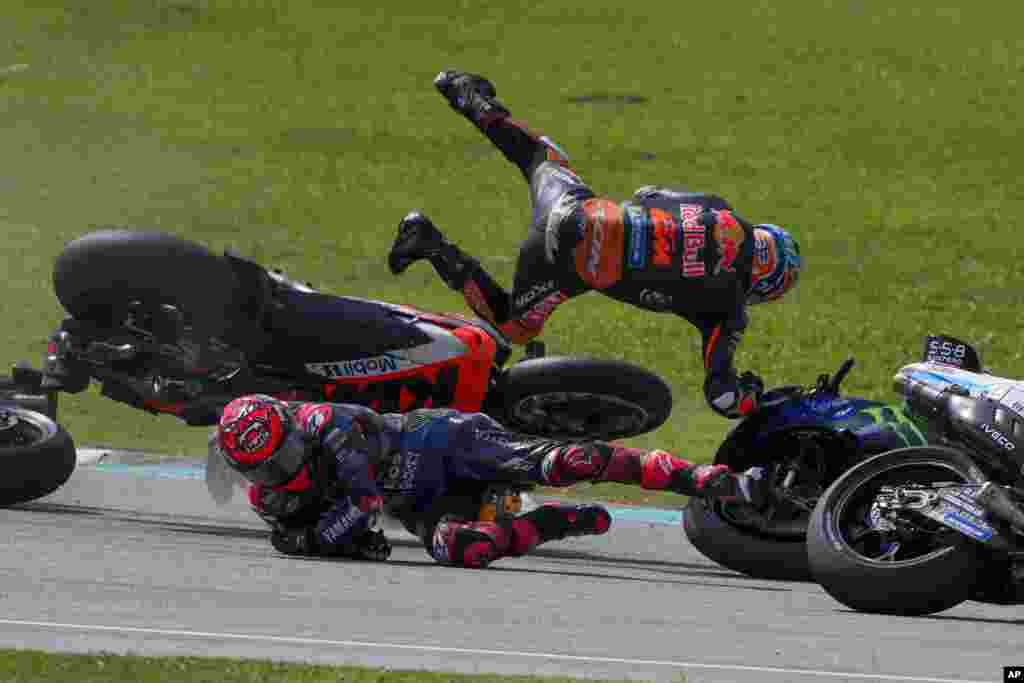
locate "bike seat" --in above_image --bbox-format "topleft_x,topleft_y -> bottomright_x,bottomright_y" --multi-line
223,250 -> 274,323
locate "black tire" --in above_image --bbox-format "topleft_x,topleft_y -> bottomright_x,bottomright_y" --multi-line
684,497 -> 812,581
53,229 -> 240,340
807,447 -> 985,615
0,406 -> 76,506
499,356 -> 672,440
683,427 -> 860,582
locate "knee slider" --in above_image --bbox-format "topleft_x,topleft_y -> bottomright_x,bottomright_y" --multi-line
540,443 -> 609,486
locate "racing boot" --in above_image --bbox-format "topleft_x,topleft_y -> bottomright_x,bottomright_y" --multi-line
388,212 -> 479,290
639,450 -> 771,508
431,505 -> 611,567
691,465 -> 771,507
674,463 -> 771,508
388,211 -> 443,275
434,70 -> 510,127
509,503 -> 612,555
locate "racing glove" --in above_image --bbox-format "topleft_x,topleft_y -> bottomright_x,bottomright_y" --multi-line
271,524 -> 391,561
706,371 -> 764,419
322,528 -> 392,562
348,529 -> 392,562
270,524 -> 319,556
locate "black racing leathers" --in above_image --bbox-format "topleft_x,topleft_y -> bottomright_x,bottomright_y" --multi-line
433,111 -> 758,418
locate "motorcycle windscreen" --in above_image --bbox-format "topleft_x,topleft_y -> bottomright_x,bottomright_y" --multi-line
922,334 -> 981,372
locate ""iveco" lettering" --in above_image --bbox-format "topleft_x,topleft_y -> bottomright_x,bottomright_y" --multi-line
982,423 -> 1016,451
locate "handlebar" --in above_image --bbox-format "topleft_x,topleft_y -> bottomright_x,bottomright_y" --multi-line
762,357 -> 856,409
826,358 -> 855,395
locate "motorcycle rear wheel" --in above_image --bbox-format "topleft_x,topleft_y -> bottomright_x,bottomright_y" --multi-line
53,229 -> 241,341
498,356 -> 671,440
807,446 -> 985,615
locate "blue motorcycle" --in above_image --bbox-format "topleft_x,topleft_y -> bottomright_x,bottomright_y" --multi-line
808,335 -> 1024,614
684,358 -> 928,581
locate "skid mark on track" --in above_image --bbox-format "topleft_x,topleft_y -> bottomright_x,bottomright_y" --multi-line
0,619 -> 989,683
14,501 -> 267,539
82,460 -> 687,525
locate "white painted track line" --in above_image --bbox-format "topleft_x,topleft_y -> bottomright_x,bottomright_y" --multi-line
0,618 -> 989,683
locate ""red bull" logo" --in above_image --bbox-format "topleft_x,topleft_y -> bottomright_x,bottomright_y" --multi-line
711,210 -> 745,275
680,204 -> 705,278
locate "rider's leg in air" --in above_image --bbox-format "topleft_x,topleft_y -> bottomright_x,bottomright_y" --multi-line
388,71 -> 593,338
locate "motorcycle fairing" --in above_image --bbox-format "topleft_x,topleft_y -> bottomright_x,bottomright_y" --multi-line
716,393 -> 927,468
255,290 -> 435,365
896,361 -> 1022,405
755,393 -> 925,449
244,289 -> 501,413
303,321 -> 468,380
323,323 -> 498,414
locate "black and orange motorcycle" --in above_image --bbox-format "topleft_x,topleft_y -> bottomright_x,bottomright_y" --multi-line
0,229 -> 672,506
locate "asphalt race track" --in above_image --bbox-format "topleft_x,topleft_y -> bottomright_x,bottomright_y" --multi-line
1,460 -> 1020,683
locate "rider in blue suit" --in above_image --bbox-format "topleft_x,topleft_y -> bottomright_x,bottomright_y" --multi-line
217,395 -> 767,567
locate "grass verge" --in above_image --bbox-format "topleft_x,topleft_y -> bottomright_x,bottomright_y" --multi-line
0,649 -> 646,683
3,0 -> 1022,468
538,483 -> 686,509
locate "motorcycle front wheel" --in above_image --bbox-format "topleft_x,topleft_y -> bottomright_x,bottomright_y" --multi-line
684,497 -> 812,581
0,405 -> 76,506
807,446 -> 985,615
497,356 -> 672,440
684,428 -> 857,581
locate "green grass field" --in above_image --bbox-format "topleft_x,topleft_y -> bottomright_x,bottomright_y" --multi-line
2,0 -> 1022,467
0,649 -> 645,683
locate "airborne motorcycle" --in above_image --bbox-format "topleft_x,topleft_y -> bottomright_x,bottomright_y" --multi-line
2,229 -> 671,505
808,335 -> 1024,615
684,356 -> 930,581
